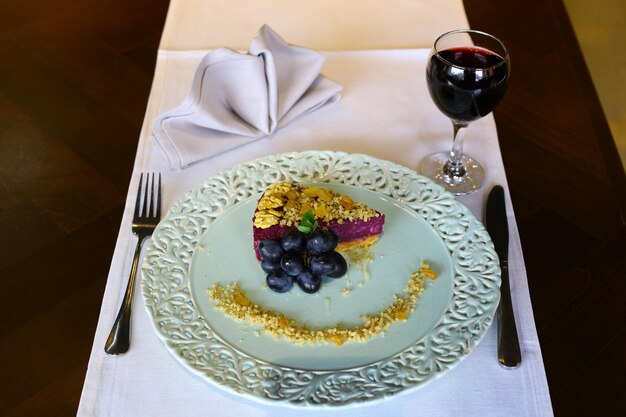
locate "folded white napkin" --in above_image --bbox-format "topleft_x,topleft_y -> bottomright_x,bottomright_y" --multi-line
152,25 -> 342,169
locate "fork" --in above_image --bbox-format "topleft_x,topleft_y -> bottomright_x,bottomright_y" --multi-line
105,172 -> 161,355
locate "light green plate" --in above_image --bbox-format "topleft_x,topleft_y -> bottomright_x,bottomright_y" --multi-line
142,151 -> 500,407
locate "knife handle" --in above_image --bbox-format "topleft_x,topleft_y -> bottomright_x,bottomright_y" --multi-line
497,261 -> 522,368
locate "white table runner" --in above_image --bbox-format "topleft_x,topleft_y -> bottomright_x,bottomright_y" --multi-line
158,0 -> 470,51
78,1 -> 553,416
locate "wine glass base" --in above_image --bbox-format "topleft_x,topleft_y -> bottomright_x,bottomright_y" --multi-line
419,152 -> 485,195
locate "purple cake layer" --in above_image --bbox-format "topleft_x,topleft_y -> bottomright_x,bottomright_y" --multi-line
253,214 -> 385,260
326,216 -> 385,242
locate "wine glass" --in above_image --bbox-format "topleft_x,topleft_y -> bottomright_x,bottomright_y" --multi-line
420,29 -> 510,195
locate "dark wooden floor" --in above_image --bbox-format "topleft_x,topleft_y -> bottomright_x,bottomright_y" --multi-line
0,1 -> 624,416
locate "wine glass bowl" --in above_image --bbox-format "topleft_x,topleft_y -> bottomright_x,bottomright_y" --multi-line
420,30 -> 510,195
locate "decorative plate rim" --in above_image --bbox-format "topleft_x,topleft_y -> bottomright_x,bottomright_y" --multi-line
141,150 -> 501,407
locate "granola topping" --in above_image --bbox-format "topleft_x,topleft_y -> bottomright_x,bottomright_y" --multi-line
253,182 -> 380,229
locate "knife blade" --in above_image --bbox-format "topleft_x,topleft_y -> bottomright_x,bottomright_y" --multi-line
486,185 -> 522,368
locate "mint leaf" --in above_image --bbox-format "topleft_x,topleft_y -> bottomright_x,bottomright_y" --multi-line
298,211 -> 318,234
302,210 -> 315,224
297,225 -> 311,234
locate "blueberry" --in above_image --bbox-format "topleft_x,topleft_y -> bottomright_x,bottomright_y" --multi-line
280,251 -> 305,276
326,251 -> 348,278
306,229 -> 338,254
266,270 -> 293,293
259,239 -> 284,263
260,260 -> 282,273
280,229 -> 306,252
308,252 -> 337,276
296,269 -> 322,294
326,229 -> 339,251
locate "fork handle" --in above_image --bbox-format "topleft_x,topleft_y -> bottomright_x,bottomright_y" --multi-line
105,235 -> 146,355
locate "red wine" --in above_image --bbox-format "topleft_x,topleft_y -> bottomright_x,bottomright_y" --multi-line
426,46 -> 509,122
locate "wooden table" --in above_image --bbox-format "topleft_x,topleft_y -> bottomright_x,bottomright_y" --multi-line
0,0 -> 623,415
465,1 -> 626,415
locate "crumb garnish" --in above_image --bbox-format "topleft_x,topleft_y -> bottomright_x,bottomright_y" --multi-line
207,262 -> 437,345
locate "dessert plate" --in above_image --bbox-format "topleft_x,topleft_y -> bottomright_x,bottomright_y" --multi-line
142,151 -> 500,407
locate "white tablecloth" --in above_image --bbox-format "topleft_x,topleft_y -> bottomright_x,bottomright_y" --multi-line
78,1 -> 553,416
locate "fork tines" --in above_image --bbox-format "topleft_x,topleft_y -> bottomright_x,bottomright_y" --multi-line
134,172 -> 162,220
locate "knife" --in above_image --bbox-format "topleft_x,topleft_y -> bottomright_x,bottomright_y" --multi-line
486,185 -> 522,368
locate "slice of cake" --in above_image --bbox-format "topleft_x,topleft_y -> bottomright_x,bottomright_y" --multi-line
253,182 -> 385,260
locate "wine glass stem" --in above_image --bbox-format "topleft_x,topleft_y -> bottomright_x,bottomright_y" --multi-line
444,121 -> 469,178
